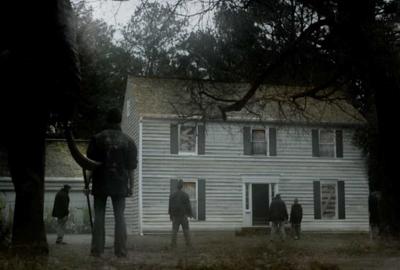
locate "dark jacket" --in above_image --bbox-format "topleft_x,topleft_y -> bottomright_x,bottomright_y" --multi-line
87,126 -> 137,197
369,193 -> 380,225
52,188 -> 70,218
168,190 -> 193,218
290,203 -> 303,224
268,198 -> 288,222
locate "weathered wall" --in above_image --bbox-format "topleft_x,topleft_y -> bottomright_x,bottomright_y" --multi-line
140,119 -> 369,232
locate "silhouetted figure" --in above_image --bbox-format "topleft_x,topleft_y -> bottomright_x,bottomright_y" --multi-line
169,180 -> 193,248
369,191 -> 381,240
52,185 -> 71,244
0,0 -> 80,256
87,108 -> 137,258
268,194 -> 288,241
289,198 -> 303,240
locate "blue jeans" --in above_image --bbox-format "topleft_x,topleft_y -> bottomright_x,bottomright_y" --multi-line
91,195 -> 127,256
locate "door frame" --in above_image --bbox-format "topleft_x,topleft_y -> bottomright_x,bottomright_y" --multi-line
241,175 -> 280,227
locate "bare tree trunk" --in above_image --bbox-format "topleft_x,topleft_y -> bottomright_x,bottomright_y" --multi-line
7,113 -> 49,256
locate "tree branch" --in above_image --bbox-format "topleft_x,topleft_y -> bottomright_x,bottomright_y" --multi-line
218,18 -> 330,119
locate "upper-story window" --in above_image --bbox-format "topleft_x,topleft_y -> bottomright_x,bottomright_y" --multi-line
170,123 -> 205,155
319,129 -> 335,157
312,129 -> 343,158
243,126 -> 277,156
179,125 -> 197,154
252,129 -> 267,155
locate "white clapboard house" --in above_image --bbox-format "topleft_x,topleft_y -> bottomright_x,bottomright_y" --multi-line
121,76 -> 369,235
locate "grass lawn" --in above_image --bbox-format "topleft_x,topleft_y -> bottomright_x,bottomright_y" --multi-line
1,232 -> 400,269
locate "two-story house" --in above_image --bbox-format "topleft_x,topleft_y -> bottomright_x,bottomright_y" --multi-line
121,76 -> 369,235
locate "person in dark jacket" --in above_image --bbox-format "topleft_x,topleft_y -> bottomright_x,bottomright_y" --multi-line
52,185 -> 71,244
289,198 -> 303,240
268,194 -> 288,241
369,191 -> 381,240
87,108 -> 137,258
168,180 -> 193,248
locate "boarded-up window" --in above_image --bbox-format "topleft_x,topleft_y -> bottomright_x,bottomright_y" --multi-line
252,129 -> 267,155
179,125 -> 197,154
182,181 -> 198,219
321,183 -> 337,219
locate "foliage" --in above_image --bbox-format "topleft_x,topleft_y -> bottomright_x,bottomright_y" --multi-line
46,2 -> 133,139
120,1 -> 189,77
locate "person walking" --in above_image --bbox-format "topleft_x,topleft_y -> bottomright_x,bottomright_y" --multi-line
168,180 -> 193,248
52,185 -> 71,244
87,108 -> 137,258
268,194 -> 288,241
289,198 -> 303,240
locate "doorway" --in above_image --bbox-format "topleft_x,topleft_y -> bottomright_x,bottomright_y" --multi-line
252,184 -> 269,225
243,180 -> 279,227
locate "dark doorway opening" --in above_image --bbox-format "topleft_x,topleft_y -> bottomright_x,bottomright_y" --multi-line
252,184 -> 269,225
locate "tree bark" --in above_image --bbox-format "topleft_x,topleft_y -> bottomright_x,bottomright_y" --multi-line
7,113 -> 49,256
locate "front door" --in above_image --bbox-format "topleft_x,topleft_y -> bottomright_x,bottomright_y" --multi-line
252,184 -> 269,225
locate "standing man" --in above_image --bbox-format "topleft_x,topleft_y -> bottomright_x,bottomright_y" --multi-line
268,194 -> 288,241
87,108 -> 137,258
169,180 -> 193,248
52,185 -> 71,244
369,191 -> 381,240
289,198 -> 303,240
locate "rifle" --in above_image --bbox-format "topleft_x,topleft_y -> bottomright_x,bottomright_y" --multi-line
64,123 -> 101,231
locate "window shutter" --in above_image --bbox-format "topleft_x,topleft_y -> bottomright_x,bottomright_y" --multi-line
313,181 -> 321,219
336,130 -> 343,158
312,129 -> 320,157
338,181 -> 346,219
198,125 -> 205,155
170,124 -> 179,154
170,179 -> 178,194
198,179 -> 206,221
269,127 -> 277,156
243,126 -> 252,155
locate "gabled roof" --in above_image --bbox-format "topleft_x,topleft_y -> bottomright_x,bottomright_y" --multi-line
126,76 -> 365,126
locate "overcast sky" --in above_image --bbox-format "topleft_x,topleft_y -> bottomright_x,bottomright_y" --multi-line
85,0 -> 213,31
87,0 -> 140,27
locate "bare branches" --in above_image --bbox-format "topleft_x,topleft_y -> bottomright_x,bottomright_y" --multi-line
217,18 -> 330,119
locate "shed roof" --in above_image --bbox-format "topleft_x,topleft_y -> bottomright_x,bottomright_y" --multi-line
126,76 -> 365,125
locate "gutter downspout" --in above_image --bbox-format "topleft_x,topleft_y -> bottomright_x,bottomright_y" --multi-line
139,117 -> 144,236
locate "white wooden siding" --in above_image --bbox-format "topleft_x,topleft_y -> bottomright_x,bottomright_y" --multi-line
120,77 -> 141,234
140,119 -> 369,233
